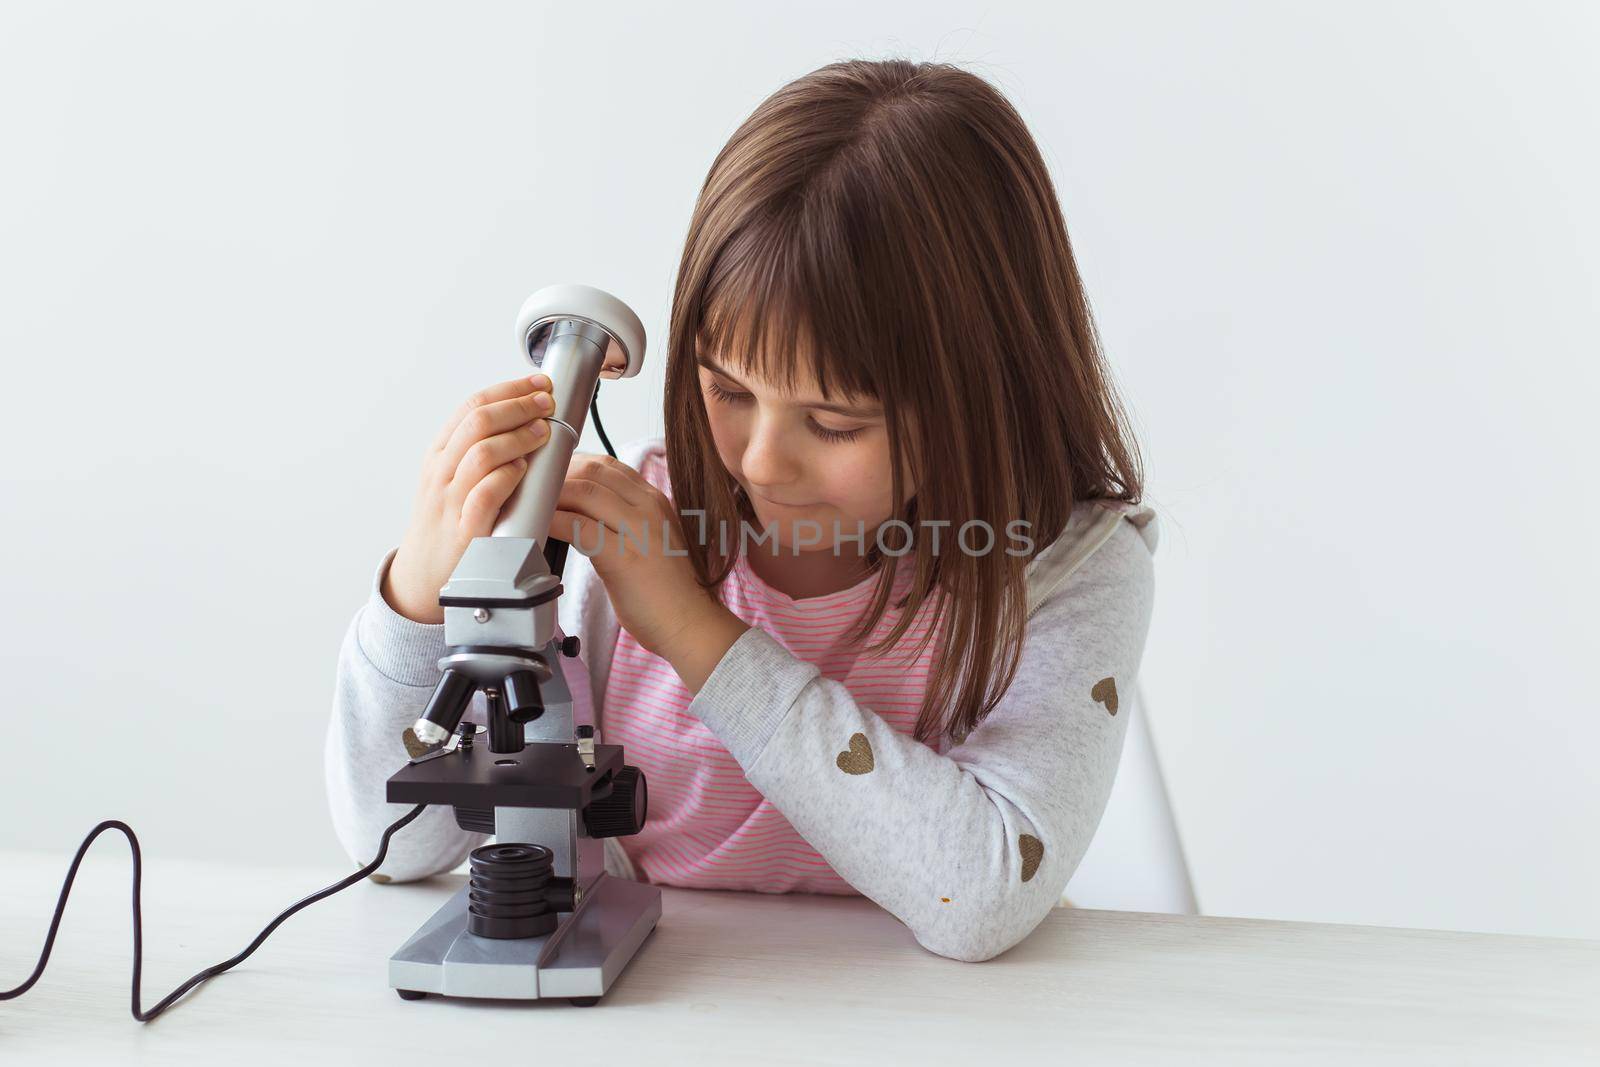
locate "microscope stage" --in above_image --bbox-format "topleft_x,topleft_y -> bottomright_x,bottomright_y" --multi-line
386,741 -> 626,811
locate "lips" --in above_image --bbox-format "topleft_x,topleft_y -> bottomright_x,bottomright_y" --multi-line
740,481 -> 816,507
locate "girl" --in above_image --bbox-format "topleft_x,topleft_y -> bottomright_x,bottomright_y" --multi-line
326,58 -> 1157,964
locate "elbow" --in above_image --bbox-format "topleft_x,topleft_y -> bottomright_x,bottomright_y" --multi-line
918,937 -> 1008,964
908,893 -> 1054,963
905,849 -> 1071,962
913,922 -> 1031,963
321,720 -> 481,883
343,807 -> 484,885
369,839 -> 474,885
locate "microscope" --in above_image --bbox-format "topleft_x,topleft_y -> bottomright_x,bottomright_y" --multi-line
383,284 -> 661,1006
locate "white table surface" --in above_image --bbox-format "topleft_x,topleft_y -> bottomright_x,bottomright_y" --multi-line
1,848 -> 1596,1065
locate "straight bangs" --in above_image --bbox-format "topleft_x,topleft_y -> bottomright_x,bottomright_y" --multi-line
694,207 -> 884,416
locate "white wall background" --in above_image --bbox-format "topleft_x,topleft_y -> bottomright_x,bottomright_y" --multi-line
1,1 -> 1595,941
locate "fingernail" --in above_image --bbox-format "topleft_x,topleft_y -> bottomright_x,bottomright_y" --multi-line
535,393 -> 554,412
529,374 -> 550,387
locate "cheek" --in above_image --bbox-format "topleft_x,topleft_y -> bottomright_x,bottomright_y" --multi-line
701,394 -> 739,457
825,445 -> 901,517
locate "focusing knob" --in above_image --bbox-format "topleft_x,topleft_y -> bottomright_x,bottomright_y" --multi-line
561,635 -> 581,658
583,765 -> 647,838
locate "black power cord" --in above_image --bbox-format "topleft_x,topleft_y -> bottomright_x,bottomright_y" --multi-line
589,381 -> 616,458
5,383 -> 615,1023
0,802 -> 430,1023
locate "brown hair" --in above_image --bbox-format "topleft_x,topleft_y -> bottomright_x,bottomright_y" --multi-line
663,58 -> 1144,746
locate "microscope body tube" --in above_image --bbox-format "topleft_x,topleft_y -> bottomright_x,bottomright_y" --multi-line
408,314 -> 626,752
490,319 -> 612,542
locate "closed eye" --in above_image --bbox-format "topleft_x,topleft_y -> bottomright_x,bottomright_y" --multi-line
705,378 -> 752,406
704,379 -> 866,444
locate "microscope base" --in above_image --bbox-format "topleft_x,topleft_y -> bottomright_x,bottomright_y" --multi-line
388,872 -> 661,1003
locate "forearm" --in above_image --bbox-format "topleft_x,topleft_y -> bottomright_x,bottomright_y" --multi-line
678,524 -> 1154,961
683,626 -> 1112,961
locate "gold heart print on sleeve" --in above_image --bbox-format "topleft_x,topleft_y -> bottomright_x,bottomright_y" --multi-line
1018,833 -> 1045,882
835,732 -> 875,774
1091,677 -> 1118,715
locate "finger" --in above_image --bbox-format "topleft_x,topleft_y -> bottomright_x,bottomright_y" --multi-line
437,377 -> 553,461
459,456 -> 530,538
551,509 -> 627,562
432,375 -> 541,452
439,388 -> 555,475
450,419 -> 550,496
556,477 -> 653,553
432,374 -> 552,453
565,452 -> 651,508
549,508 -> 618,558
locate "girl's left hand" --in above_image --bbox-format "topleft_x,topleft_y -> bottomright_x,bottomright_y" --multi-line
548,452 -> 731,662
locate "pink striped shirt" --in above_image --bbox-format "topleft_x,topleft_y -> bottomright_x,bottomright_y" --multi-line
601,449 -> 944,894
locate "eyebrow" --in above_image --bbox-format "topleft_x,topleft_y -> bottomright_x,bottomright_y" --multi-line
696,356 -> 884,418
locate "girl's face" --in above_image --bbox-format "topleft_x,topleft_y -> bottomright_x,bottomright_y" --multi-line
696,352 -> 914,552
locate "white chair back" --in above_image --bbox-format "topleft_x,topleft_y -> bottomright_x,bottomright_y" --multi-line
1062,682 -> 1197,913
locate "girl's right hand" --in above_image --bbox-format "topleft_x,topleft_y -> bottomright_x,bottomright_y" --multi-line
381,373 -> 556,624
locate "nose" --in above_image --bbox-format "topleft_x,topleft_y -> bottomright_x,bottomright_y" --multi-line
740,412 -> 801,492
